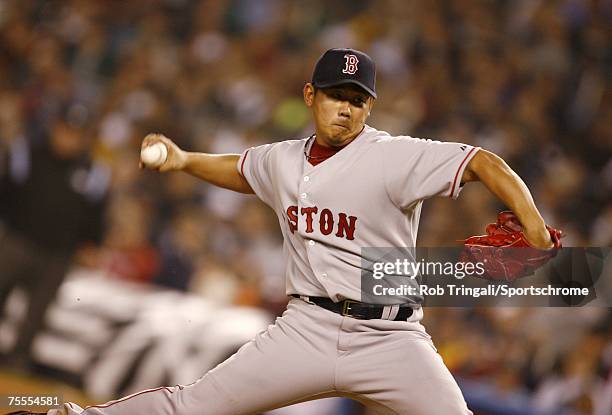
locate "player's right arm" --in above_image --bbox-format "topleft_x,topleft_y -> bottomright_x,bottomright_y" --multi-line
140,133 -> 254,194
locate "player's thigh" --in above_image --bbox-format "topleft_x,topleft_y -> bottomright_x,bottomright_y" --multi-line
190,303 -> 338,414
341,331 -> 471,415
61,303 -> 339,415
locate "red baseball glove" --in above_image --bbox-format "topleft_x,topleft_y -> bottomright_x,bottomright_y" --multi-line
460,211 -> 562,281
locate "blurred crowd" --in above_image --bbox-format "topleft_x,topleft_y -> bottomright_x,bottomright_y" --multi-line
0,0 -> 610,414
428,307 -> 611,415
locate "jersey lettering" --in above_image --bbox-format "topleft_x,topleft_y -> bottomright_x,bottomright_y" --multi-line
342,54 -> 359,75
300,206 -> 318,233
336,213 -> 357,240
285,205 -> 358,240
319,208 -> 334,235
286,206 -> 298,233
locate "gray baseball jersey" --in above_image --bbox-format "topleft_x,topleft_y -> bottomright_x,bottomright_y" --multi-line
238,125 -> 479,304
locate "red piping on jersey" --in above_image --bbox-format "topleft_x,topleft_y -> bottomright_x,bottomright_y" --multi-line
85,386 -> 180,409
450,147 -> 476,197
240,150 -> 249,177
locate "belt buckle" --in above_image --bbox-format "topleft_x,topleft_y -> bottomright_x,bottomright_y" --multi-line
342,300 -> 364,319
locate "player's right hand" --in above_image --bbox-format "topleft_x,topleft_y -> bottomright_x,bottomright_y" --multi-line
140,133 -> 187,172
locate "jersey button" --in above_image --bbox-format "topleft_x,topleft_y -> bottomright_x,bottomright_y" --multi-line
308,240 -> 315,246
321,273 -> 327,278
303,176 -> 310,182
300,193 -> 307,199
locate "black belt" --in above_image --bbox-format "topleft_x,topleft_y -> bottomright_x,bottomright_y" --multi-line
292,295 -> 413,321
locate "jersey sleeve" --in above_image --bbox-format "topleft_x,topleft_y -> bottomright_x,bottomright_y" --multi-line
237,143 -> 277,207
380,136 -> 480,207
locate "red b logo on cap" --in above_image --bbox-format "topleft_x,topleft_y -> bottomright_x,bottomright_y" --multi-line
342,54 -> 359,75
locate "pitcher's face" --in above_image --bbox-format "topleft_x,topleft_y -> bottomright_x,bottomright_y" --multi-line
304,83 -> 374,147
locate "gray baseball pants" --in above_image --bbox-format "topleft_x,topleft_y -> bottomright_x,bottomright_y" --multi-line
50,298 -> 472,415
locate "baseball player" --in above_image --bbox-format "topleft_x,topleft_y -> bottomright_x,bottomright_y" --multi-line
10,48 -> 555,415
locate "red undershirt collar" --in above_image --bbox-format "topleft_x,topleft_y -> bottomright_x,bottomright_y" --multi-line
306,137 -> 348,166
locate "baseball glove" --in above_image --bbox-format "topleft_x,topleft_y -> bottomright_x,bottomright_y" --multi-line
460,211 -> 562,281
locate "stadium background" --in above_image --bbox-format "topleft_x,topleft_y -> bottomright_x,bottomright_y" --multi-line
0,0 -> 610,414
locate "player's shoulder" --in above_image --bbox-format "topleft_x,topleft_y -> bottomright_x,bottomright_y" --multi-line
246,136 -> 309,155
363,125 -> 430,146
274,136 -> 311,149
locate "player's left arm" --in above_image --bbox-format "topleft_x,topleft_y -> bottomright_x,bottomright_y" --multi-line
461,149 -> 553,249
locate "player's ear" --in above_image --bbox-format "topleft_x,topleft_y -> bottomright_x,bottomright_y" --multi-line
366,98 -> 374,117
303,83 -> 315,107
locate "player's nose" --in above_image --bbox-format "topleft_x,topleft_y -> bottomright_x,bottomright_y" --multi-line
338,102 -> 351,118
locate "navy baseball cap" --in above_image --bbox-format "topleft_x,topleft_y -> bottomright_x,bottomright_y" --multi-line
311,48 -> 377,98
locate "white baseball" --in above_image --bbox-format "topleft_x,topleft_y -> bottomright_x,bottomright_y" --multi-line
141,142 -> 168,168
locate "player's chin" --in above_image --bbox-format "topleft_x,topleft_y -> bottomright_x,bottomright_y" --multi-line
328,133 -> 349,146
329,124 -> 351,138
338,127 -> 363,142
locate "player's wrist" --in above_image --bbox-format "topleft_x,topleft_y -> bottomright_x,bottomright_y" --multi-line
523,226 -> 554,249
174,149 -> 191,171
